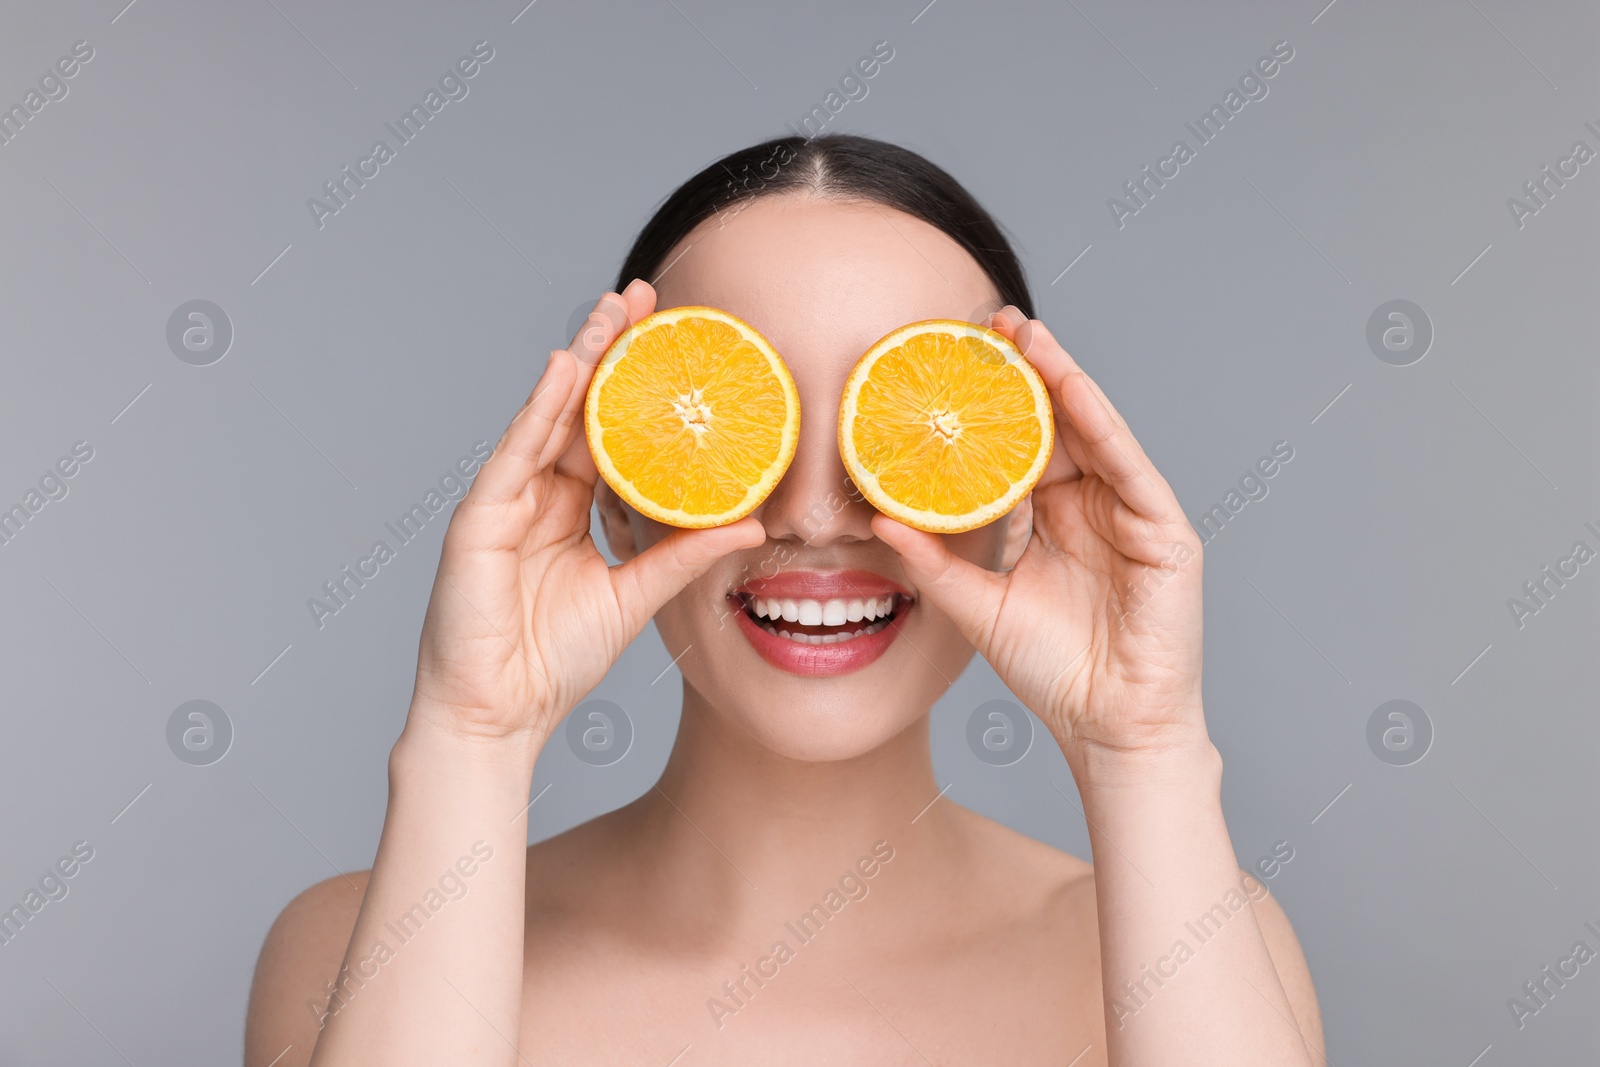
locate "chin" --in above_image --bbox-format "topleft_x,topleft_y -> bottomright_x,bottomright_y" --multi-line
706,680 -> 932,763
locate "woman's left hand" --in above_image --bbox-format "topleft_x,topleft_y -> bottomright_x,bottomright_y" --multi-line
872,306 -> 1207,762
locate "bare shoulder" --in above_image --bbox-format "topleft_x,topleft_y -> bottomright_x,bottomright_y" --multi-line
949,802 -> 1094,878
519,801 -> 660,920
945,805 -> 1321,1056
943,802 -> 1098,928
1246,876 -> 1324,1058
244,869 -> 372,1067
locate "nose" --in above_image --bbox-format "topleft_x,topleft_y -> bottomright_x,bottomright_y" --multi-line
754,398 -> 876,546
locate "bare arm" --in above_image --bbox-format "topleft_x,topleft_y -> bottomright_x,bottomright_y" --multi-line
244,729 -> 536,1067
874,306 -> 1322,1065
300,726 -> 539,1066
244,280 -> 762,1066
1073,741 -> 1323,1063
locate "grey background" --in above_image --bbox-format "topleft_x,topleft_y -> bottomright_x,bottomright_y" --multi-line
1,0 -> 1595,1062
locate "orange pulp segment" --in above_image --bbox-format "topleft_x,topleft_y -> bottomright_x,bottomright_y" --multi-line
585,306 -> 800,528
838,319 -> 1053,534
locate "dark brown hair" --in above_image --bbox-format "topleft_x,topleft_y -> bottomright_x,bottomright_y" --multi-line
612,133 -> 1033,320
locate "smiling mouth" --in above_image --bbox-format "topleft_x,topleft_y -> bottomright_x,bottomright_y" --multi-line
732,592 -> 911,645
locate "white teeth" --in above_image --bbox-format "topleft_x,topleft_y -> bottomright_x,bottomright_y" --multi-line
763,617 -> 891,644
745,592 -> 905,641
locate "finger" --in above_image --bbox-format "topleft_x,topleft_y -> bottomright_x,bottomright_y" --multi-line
468,349 -> 579,507
870,513 -> 1007,651
984,310 -> 1083,485
567,278 -> 655,371
1054,369 -> 1178,523
540,287 -> 637,469
611,517 -> 767,634
993,307 -> 1130,437
1035,404 -> 1084,485
996,309 -> 1182,525
552,279 -> 658,481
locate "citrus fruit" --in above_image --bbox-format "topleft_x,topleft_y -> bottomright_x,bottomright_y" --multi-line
584,305 -> 800,528
838,319 -> 1053,534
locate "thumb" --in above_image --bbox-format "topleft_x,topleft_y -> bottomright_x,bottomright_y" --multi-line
870,514 -> 1007,651
611,517 -> 767,634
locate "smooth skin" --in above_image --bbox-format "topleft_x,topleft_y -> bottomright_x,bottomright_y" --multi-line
245,193 -> 1323,1066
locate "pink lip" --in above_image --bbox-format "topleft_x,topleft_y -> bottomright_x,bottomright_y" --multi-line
738,570 -> 909,599
730,569 -> 913,677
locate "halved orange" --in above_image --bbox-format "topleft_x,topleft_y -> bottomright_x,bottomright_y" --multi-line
584,306 -> 799,528
839,319 -> 1053,534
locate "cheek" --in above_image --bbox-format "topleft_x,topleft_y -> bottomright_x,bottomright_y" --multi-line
649,558 -> 733,668
618,511 -> 714,641
904,594 -> 980,673
905,526 -> 1005,654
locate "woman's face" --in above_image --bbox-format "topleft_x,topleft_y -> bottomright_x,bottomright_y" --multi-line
598,192 -> 1030,762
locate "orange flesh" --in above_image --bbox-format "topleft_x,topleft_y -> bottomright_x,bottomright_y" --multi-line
851,332 -> 1044,517
593,317 -> 792,517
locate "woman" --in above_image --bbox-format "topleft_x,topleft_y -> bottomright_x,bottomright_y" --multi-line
245,134 -> 1323,1065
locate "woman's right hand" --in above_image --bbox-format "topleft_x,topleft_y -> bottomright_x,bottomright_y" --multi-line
404,279 -> 765,748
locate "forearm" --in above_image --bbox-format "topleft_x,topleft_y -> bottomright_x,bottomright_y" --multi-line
1065,729 -> 1316,1067
308,711 -> 540,1067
